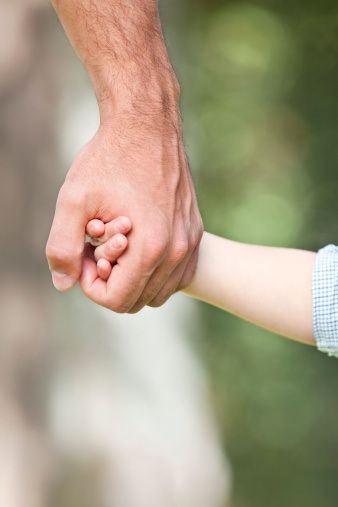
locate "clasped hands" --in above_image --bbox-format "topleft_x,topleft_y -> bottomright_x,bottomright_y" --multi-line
46,123 -> 203,313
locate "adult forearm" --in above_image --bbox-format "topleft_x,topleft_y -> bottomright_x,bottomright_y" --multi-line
51,0 -> 180,120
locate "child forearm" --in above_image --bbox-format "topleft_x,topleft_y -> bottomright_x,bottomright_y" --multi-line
185,233 -> 316,345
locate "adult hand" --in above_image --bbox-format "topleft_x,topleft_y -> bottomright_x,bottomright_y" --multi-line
46,112 -> 203,313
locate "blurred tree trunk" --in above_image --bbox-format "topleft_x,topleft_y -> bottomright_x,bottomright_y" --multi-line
0,3 -> 62,505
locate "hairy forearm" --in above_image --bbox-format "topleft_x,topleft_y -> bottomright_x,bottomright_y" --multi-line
185,233 -> 316,345
52,0 -> 180,120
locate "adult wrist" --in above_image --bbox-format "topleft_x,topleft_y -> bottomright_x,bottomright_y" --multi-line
98,70 -> 180,124
89,42 -> 181,124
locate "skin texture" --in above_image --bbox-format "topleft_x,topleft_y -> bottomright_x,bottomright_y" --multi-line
46,0 -> 203,313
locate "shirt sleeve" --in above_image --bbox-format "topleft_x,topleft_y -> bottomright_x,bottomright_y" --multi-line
313,244 -> 338,358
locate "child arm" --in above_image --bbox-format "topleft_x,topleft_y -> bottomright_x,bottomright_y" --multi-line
184,233 -> 316,345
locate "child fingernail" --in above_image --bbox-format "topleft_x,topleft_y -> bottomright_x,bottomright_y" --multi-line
119,217 -> 130,230
113,235 -> 124,248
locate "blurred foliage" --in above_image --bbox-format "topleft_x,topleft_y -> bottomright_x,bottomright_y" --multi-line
162,1 -> 338,506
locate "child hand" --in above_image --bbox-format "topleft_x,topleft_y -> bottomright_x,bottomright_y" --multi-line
86,216 -> 131,281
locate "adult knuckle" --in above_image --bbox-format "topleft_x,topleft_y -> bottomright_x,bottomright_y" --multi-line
149,294 -> 169,308
149,285 -> 176,308
128,304 -> 145,314
198,222 -> 204,239
46,244 -> 76,266
148,297 -> 163,308
172,240 -> 189,264
143,287 -> 160,304
191,221 -> 204,247
196,214 -> 204,231
115,305 -> 130,314
106,288 -> 135,313
109,300 -> 131,314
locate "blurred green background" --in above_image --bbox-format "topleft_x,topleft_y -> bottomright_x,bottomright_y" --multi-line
163,1 -> 338,506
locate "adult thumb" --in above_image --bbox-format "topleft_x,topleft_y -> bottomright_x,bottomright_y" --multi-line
46,186 -> 87,292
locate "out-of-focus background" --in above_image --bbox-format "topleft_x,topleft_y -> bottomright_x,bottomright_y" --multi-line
1,1 -> 338,506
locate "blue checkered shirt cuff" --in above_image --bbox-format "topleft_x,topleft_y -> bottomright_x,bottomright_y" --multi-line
313,244 -> 338,358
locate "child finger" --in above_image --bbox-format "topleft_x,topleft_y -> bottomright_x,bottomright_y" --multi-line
94,216 -> 132,246
86,219 -> 105,238
87,217 -> 132,247
97,258 -> 112,281
94,234 -> 128,263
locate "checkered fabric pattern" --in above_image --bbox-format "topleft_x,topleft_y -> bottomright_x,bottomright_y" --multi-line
313,245 -> 338,358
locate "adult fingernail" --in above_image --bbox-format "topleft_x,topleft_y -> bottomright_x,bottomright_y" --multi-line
52,272 -> 75,292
